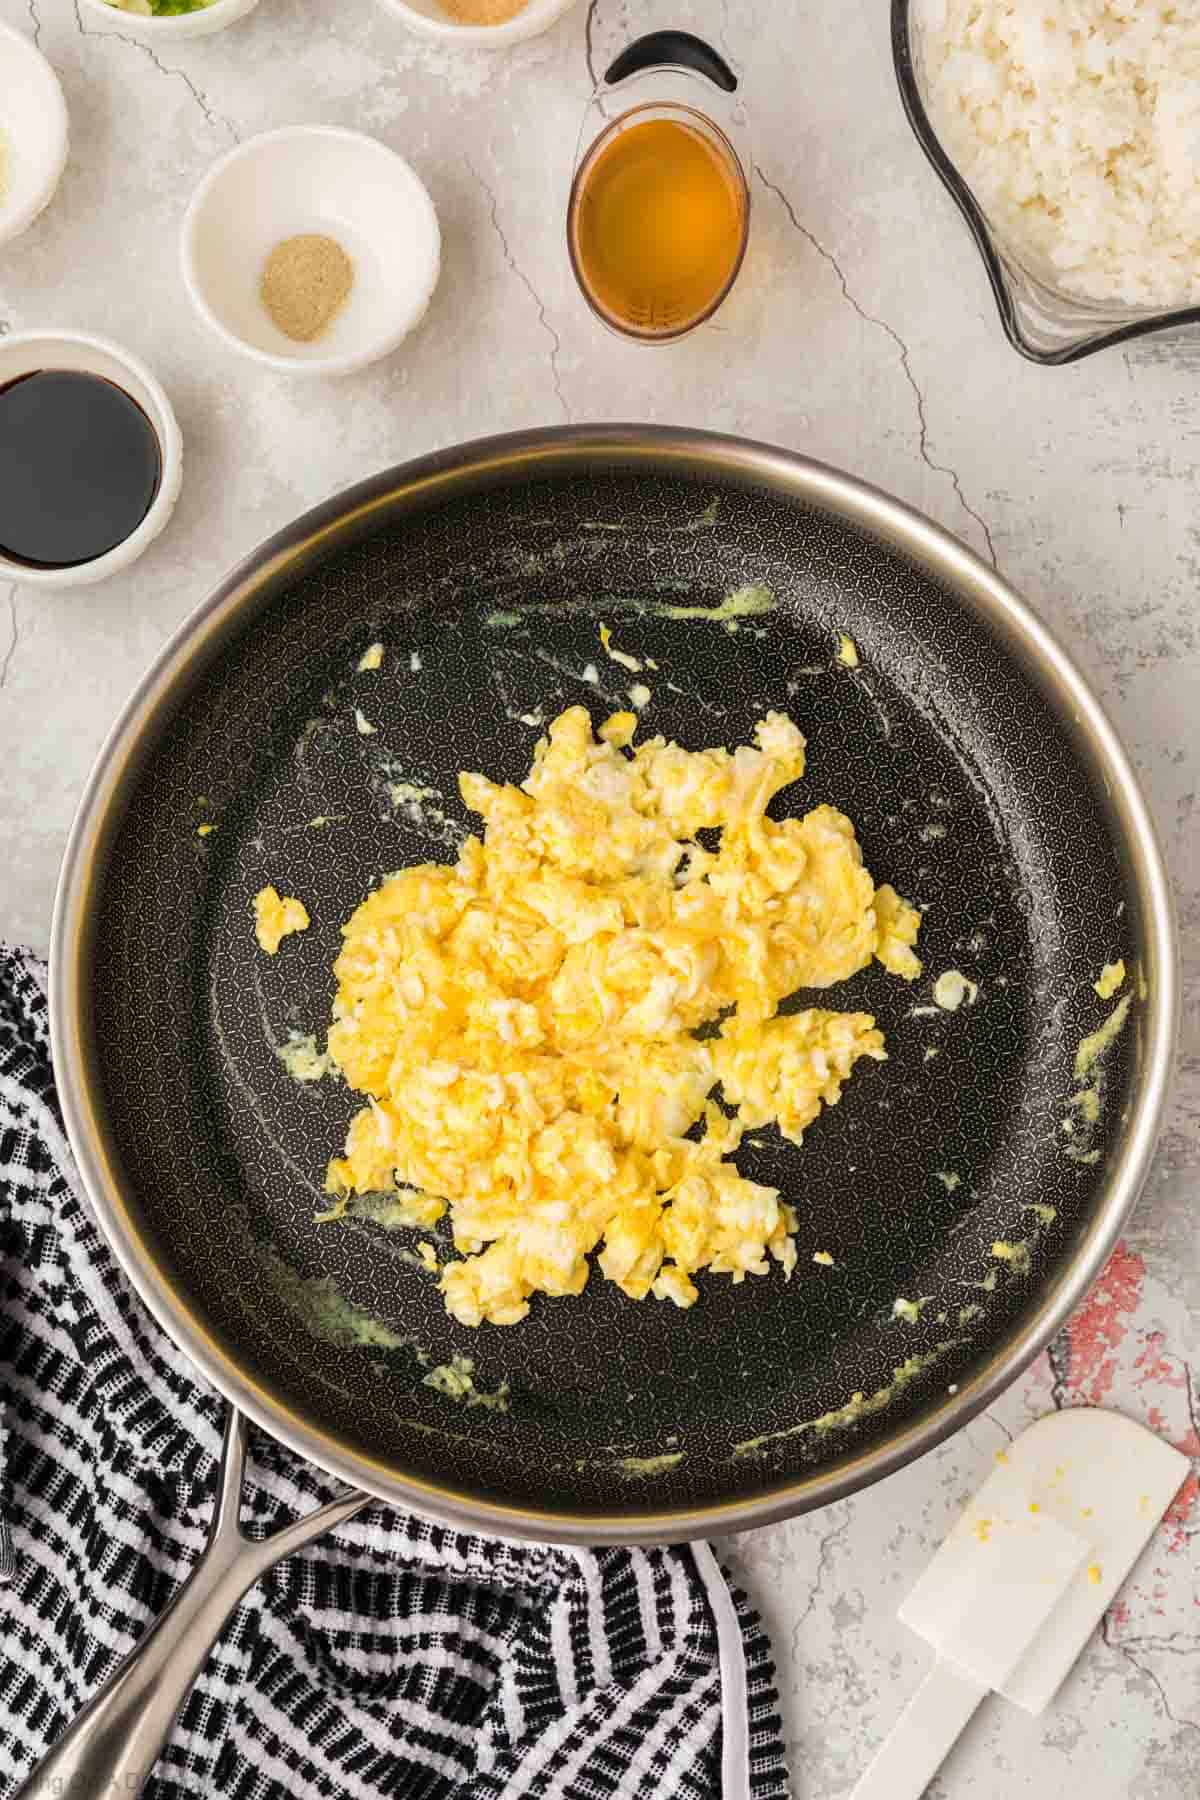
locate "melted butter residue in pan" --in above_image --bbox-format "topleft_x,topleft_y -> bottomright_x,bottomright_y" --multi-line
386,779 -> 467,848
612,1451 -> 685,1479
260,1243 -> 413,1352
316,1181 -> 441,1231
650,582 -> 774,627
215,970 -> 332,1200
323,1200 -> 442,1281
933,969 -> 978,1012
258,1244 -> 510,1413
732,1343 -> 959,1461
1059,984 -> 1134,1166
483,581 -> 775,632
991,1239 -> 1033,1277
276,1031 -> 333,1083
892,1295 -> 931,1325
531,645 -> 618,701
569,1436 -> 685,1479
597,621 -> 642,672
423,1354 -> 510,1412
250,969 -> 332,1090
317,1189 -> 442,1242
357,744 -> 469,849
1075,993 -> 1132,1083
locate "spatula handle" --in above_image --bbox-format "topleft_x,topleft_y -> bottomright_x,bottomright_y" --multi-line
849,1659 -> 988,1800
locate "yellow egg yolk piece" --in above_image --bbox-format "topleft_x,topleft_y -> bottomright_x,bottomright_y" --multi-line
321,705 -> 921,1326
253,885 -> 310,955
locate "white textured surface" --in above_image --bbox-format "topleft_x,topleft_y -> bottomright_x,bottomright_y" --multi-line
0,3 -> 1197,1793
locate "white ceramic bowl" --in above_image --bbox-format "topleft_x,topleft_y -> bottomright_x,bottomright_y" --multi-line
0,23 -> 69,247
377,0 -> 578,50
0,331 -> 183,588
78,0 -> 261,43
181,127 -> 441,377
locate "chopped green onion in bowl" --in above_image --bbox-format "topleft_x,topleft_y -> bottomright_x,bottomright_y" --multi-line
104,0 -> 218,13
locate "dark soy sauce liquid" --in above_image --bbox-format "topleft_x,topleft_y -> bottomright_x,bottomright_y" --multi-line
0,369 -> 162,568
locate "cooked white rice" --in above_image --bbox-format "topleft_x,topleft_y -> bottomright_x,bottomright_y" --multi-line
918,0 -> 1200,308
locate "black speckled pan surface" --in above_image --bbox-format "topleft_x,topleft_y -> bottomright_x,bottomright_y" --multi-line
66,431 -> 1159,1535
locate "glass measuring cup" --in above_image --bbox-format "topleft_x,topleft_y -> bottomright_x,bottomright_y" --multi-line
567,31 -> 749,343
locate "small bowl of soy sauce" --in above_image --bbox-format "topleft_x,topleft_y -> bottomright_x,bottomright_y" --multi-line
0,331 -> 183,588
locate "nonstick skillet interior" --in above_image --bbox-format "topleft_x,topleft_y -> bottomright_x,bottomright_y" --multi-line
68,439 -> 1159,1534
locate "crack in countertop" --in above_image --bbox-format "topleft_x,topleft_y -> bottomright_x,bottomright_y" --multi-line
581,0 -> 615,120
1045,1324 -> 1071,1412
72,0 -> 238,142
583,0 -> 599,88
1117,1631 -> 1200,1658
0,589 -> 20,696
712,0 -> 746,128
756,165 -> 998,569
1102,1613 -> 1200,1740
1184,1359 -> 1200,1450
969,1412 -> 1015,1453
790,1506 -> 852,1645
26,0 -> 43,48
470,160 -> 568,422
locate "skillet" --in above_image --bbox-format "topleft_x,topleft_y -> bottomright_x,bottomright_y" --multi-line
50,425 -> 1176,1544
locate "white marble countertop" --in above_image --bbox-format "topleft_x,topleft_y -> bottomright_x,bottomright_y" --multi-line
1,2 -> 1197,1793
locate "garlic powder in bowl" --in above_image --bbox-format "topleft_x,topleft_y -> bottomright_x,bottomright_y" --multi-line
917,0 -> 1200,309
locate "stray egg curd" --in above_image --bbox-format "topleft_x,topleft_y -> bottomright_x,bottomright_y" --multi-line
254,885 -> 310,954
320,706 -> 922,1327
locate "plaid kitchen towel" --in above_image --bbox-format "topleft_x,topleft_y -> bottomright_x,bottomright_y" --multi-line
0,947 -> 789,1800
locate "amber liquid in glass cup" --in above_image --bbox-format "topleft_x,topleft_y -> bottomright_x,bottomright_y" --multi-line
568,103 -> 749,341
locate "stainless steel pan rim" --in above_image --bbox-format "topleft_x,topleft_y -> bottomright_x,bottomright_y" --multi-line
49,423 -> 1178,1544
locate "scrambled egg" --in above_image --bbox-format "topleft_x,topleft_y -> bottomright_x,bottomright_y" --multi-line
321,706 -> 921,1327
1094,959 -> 1125,1000
254,885 -> 310,954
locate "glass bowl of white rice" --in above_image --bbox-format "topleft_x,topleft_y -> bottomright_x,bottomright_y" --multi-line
893,0 -> 1200,363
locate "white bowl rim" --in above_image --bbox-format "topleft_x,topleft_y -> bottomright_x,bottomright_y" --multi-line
77,0 -> 258,33
375,0 -> 579,50
0,21 -> 70,247
0,329 -> 183,588
180,125 -> 442,378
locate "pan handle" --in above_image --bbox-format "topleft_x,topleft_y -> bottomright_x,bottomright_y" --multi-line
11,1405 -> 369,1800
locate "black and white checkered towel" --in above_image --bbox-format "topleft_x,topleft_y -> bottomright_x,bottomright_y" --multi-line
0,947 -> 789,1800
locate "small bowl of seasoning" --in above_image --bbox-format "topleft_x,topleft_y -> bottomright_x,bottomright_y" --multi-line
181,126 -> 441,377
377,0 -> 579,51
0,331 -> 182,589
0,22 -> 70,248
79,0 -> 262,43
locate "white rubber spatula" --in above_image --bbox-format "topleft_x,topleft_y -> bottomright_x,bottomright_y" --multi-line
850,1407 -> 1190,1800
